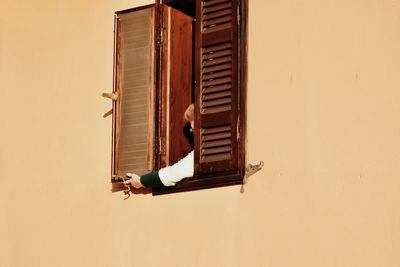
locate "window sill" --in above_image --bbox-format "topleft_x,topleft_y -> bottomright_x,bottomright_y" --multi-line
152,170 -> 243,195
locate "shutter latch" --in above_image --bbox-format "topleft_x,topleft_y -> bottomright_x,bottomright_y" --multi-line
112,174 -> 132,200
102,92 -> 118,118
102,92 -> 118,101
240,161 -> 264,193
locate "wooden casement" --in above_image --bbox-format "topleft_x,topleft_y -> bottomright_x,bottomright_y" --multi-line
159,6 -> 194,168
112,0 -> 247,195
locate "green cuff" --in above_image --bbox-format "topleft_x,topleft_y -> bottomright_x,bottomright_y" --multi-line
140,172 -> 164,188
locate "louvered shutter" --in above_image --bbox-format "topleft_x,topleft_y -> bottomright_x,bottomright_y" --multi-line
113,6 -> 156,178
195,0 -> 240,174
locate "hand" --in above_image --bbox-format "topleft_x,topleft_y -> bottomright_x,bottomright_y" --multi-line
123,173 -> 143,189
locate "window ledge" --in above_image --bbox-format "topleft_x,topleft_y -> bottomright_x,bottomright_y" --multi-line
152,170 -> 243,195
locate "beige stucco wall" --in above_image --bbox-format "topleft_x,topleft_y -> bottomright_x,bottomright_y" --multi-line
1,0 -> 400,266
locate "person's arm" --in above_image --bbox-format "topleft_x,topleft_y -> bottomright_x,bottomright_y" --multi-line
124,151 -> 194,188
158,150 -> 194,186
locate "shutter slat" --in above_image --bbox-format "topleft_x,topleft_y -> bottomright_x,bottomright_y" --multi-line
203,62 -> 232,73
203,2 -> 232,14
202,76 -> 231,87
202,105 -> 231,114
202,138 -> 231,148
203,70 -> 232,80
203,56 -> 232,66
203,15 -> 233,27
202,97 -> 231,108
203,42 -> 232,53
202,125 -> 231,134
203,49 -> 232,60
202,83 -> 231,94
203,8 -> 231,20
201,153 -> 231,162
202,131 -> 231,141
202,146 -> 231,155
203,22 -> 231,33
203,0 -> 230,7
202,90 -> 232,100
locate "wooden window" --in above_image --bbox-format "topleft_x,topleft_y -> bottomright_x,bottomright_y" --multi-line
111,0 -> 247,195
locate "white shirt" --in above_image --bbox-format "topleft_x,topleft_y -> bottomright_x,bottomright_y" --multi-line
158,151 -> 194,186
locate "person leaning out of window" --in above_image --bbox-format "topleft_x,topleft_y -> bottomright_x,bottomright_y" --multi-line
124,104 -> 194,189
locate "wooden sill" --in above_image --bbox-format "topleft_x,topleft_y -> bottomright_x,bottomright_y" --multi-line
152,170 -> 243,195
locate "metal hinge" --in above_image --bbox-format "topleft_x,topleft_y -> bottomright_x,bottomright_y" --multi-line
237,117 -> 240,143
160,137 -> 166,155
237,4 -> 240,25
159,27 -> 164,46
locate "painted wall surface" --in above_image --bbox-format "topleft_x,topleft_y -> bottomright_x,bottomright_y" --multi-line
1,0 -> 400,266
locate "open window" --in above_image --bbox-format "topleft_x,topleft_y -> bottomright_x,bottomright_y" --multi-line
111,0 -> 247,195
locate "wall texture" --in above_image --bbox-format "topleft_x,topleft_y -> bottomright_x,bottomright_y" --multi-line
1,0 -> 400,266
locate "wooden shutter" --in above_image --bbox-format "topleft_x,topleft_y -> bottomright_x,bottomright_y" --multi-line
113,6 -> 156,177
195,0 -> 240,174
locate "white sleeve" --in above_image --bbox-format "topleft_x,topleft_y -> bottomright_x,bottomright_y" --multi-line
158,151 -> 194,187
